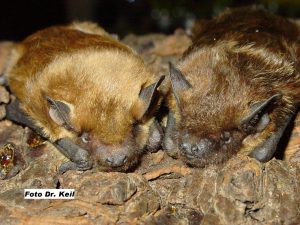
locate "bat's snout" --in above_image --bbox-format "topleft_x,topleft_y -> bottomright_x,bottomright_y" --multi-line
104,154 -> 128,167
180,138 -> 216,159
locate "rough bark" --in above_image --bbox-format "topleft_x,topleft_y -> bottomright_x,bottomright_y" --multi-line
0,30 -> 299,225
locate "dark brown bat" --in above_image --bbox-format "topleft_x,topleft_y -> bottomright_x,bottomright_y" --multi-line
4,22 -> 164,172
163,6 -> 300,167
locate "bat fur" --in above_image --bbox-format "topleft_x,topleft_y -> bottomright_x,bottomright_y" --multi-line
4,22 -> 164,171
163,6 -> 300,167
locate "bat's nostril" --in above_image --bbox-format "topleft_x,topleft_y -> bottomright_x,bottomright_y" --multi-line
191,145 -> 198,153
121,155 -> 128,164
105,157 -> 114,166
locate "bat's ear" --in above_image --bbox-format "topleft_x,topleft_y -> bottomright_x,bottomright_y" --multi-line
46,97 -> 75,131
132,75 -> 165,120
168,62 -> 192,105
240,94 -> 282,134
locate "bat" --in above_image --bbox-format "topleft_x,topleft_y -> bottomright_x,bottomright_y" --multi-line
163,6 -> 300,167
4,22 -> 164,172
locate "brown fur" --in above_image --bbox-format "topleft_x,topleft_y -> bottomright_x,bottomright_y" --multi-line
164,7 -> 300,167
5,22 -> 163,171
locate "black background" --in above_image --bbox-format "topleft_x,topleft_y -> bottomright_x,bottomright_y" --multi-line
1,0 -> 300,40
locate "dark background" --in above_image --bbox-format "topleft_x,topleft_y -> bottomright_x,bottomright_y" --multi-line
1,0 -> 300,41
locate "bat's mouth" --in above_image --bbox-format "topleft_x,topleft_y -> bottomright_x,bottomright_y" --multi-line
97,154 -> 139,172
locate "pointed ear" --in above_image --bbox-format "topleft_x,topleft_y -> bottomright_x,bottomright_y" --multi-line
168,62 -> 192,105
46,97 -> 75,131
132,75 -> 165,120
241,94 -> 281,133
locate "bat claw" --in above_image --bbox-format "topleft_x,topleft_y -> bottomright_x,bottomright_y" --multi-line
54,138 -> 93,173
249,114 -> 293,162
75,160 -> 93,171
58,160 -> 92,174
58,162 -> 77,174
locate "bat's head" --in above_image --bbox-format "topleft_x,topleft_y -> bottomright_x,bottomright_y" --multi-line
164,60 -> 281,167
43,75 -> 164,171
23,50 -> 166,171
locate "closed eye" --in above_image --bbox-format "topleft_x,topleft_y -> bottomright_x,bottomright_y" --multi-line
222,131 -> 231,144
80,132 -> 90,143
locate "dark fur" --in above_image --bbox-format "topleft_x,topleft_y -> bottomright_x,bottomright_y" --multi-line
164,7 -> 300,167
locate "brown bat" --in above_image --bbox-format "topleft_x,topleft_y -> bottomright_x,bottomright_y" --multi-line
163,6 -> 300,167
4,22 -> 164,172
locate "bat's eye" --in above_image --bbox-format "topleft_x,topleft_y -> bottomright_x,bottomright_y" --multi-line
80,132 -> 90,144
222,131 -> 231,144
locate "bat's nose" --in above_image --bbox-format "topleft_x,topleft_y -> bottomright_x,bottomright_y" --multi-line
180,142 -> 197,156
180,142 -> 201,154
105,154 -> 128,167
180,138 -> 215,157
